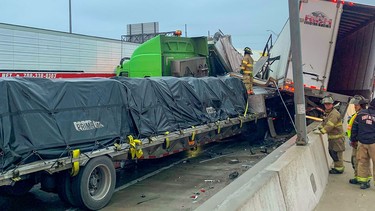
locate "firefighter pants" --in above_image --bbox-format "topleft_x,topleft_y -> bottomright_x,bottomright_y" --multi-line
328,138 -> 345,171
357,142 -> 375,183
242,73 -> 253,94
351,146 -> 358,177
329,150 -> 344,171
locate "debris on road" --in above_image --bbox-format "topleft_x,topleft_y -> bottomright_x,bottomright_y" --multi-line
229,159 -> 240,164
229,171 -> 239,179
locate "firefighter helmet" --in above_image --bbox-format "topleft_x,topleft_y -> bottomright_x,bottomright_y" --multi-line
321,96 -> 334,104
244,47 -> 252,55
349,95 -> 368,105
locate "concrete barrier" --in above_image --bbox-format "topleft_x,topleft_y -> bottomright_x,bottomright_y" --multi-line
196,123 -> 331,211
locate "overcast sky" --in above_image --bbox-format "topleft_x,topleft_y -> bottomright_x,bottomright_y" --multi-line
0,0 -> 373,50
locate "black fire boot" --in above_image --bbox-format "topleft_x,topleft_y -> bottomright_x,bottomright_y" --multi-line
349,178 -> 359,185
360,181 -> 370,189
329,168 -> 343,174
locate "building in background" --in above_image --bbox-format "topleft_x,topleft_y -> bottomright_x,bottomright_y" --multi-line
122,22 -> 177,44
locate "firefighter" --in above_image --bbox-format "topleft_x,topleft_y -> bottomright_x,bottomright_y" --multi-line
347,95 -> 368,184
240,47 -> 254,95
314,96 -> 345,174
350,98 -> 375,189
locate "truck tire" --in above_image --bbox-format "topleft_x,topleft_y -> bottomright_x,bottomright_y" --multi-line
0,179 -> 34,196
72,156 -> 116,210
57,171 -> 80,207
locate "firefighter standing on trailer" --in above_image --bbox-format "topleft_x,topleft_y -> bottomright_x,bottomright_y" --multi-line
241,47 -> 254,95
350,98 -> 375,189
314,96 -> 345,174
347,95 -> 369,185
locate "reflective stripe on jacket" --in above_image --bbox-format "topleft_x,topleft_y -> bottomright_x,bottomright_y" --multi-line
241,54 -> 253,73
320,108 -> 344,140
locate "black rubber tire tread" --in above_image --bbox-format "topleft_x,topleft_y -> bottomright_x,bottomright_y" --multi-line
57,171 -> 80,207
71,156 -> 116,210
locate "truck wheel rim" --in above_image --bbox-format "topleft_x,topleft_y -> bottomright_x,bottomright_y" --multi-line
88,164 -> 111,200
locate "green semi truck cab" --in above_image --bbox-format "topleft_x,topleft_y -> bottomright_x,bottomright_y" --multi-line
116,35 -> 209,78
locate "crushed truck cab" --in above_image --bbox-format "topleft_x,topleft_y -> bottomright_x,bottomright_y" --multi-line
116,35 -> 209,77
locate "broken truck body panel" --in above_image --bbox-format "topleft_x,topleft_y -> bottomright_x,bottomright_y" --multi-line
266,0 -> 375,99
117,35 -> 209,77
209,34 -> 243,75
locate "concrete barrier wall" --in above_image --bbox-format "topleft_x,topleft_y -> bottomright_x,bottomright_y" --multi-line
196,123 -> 331,211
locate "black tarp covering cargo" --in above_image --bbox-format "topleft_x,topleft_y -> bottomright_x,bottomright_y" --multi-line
0,76 -> 247,171
0,78 -> 132,171
114,76 -> 248,137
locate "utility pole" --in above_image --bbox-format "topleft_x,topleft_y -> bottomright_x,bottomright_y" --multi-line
288,0 -> 308,145
185,24 -> 187,37
69,0 -> 72,33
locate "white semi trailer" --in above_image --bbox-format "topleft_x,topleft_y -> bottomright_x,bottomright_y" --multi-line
254,0 -> 374,125
0,23 -> 139,78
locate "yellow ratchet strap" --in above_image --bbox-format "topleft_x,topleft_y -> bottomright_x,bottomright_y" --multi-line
165,131 -> 170,149
71,149 -> 80,176
244,101 -> 249,117
189,126 -> 196,146
128,135 -> 143,159
216,122 -> 221,134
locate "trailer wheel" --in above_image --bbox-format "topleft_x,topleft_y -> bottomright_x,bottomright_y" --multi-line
72,156 -> 116,210
57,171 -> 80,207
0,179 -> 34,196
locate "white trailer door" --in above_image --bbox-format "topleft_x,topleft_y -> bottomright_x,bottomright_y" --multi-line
286,0 -> 342,89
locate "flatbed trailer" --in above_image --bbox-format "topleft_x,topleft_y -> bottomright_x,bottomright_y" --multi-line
0,111 -> 266,210
0,76 -> 268,210
0,112 -> 265,185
